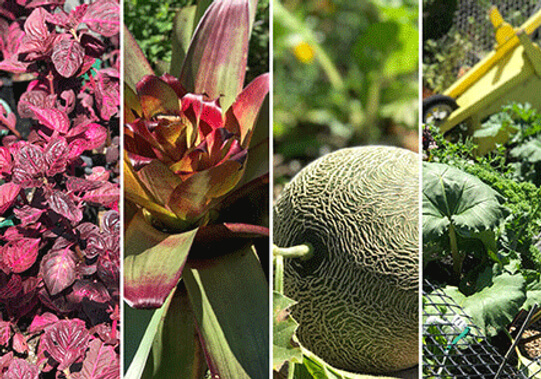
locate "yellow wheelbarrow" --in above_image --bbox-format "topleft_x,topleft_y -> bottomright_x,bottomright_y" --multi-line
423,6 -> 541,155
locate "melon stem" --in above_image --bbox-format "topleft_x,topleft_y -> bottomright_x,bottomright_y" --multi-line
272,244 -> 313,295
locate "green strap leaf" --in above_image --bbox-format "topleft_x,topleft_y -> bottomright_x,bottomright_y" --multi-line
170,5 -> 198,77
183,245 -> 269,379
144,284 -> 207,378
124,292 -> 174,379
124,209 -> 198,309
123,25 -> 154,91
179,0 -> 251,112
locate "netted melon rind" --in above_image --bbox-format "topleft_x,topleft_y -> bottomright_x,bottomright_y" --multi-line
274,146 -> 419,374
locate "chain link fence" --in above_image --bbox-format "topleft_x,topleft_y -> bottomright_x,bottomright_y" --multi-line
423,281 -> 541,378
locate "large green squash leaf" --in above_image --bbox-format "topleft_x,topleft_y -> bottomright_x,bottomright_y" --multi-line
444,273 -> 526,337
423,162 -> 507,242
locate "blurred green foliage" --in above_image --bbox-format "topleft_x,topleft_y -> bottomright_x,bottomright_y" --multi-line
274,0 -> 419,187
124,0 -> 269,83
124,0 -> 194,68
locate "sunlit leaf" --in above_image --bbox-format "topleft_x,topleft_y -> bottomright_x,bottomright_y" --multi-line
273,291 -> 301,370
41,319 -> 90,371
183,244 -> 268,379
40,247 -> 77,296
423,162 -> 508,242
444,273 -> 526,337
124,210 -> 197,309
179,0 -> 251,111
142,284 -> 207,378
51,38 -> 84,78
123,25 -> 154,91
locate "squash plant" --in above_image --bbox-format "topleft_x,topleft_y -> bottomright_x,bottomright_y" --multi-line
423,103 -> 541,374
123,0 -> 270,377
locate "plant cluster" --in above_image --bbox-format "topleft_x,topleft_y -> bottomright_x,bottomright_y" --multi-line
422,103 -> 541,375
0,0 -> 120,376
123,0 -> 270,378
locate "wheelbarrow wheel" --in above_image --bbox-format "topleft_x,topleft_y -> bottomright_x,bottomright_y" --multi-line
423,94 -> 458,125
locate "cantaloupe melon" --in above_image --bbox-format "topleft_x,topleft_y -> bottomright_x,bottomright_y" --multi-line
274,146 -> 419,374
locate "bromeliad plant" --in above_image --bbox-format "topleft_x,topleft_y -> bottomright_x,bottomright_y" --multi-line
124,0 -> 269,378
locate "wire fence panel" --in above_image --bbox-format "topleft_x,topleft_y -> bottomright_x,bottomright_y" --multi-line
423,280 -> 541,378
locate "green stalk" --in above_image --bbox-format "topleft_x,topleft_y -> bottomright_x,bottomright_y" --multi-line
273,244 -> 313,295
274,254 -> 284,295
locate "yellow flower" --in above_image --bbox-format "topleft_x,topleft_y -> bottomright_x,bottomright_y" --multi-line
293,41 -> 314,64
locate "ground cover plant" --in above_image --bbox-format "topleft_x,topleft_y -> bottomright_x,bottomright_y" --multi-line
0,0 -> 120,377
123,0 -> 269,378
422,103 -> 541,376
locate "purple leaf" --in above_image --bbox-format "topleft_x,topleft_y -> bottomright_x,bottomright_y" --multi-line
83,0 -> 120,37
40,247 -> 77,295
67,3 -> 89,30
68,122 -> 107,151
46,190 -> 83,223
26,0 -> 65,8
82,123 -> 108,149
14,206 -> 46,225
68,139 -> 88,160
0,273 -> 22,300
3,238 -> 40,273
59,89 -> 76,114
94,69 -> 119,120
0,146 -> 12,176
12,333 -> 28,354
52,38 -> 85,78
23,8 -> 49,41
86,166 -> 110,182
77,223 -> 103,259
97,252 -> 118,289
0,182 -> 20,215
29,106 -> 70,134
101,210 -> 119,235
80,33 -> 106,57
66,176 -> 104,192
82,182 -> 119,207
28,312 -> 59,334
0,321 -> 11,347
0,352 -> 14,373
12,143 -> 46,187
17,90 -> 56,119
38,288 -> 76,314
44,137 -> 69,176
69,280 -> 111,303
4,358 -> 39,379
41,319 -> 90,371
74,338 -> 119,379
